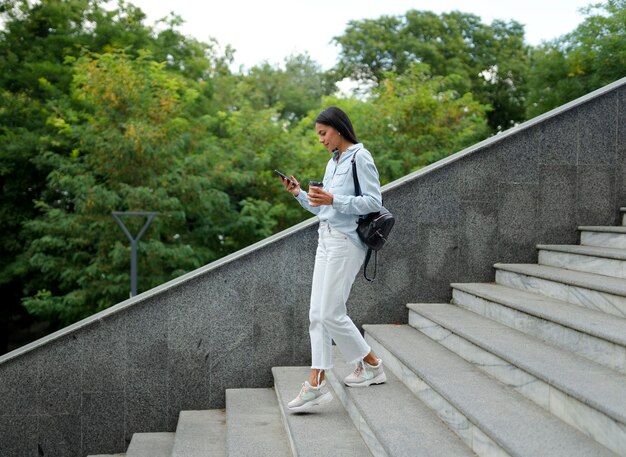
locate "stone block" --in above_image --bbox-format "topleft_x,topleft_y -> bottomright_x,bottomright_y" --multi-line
497,182 -> 539,263
496,129 -> 540,183
81,391 -> 125,456
166,348 -> 212,422
458,201 -> 498,282
616,86 -> 626,205
38,335 -> 81,417
125,369 -> 169,442
577,166 -> 616,226
279,227 -> 317,367
126,298 -> 169,375
578,92 -> 618,166
539,110 -> 579,165
458,148 -> 499,202
412,224 -> 458,302
80,313 -> 127,393
538,165 -> 578,244
38,414 -> 82,457
385,182 -> 419,229
350,254 -> 410,327
167,278 -> 215,353
0,415 -> 38,457
0,349 -> 40,416
206,284 -> 255,400
208,335 -> 255,407
252,265 -> 296,386
365,209 -> 430,308
415,162 -> 460,225
617,87 -> 626,163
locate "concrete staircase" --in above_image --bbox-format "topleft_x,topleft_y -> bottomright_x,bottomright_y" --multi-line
92,209 -> 626,457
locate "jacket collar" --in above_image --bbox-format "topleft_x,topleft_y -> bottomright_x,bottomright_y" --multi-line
333,143 -> 362,164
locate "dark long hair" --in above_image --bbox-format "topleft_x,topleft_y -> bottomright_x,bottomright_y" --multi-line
315,106 -> 358,145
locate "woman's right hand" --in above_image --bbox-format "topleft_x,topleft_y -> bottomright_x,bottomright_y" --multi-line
280,175 -> 300,196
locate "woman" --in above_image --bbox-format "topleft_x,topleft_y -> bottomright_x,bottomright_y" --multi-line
278,106 -> 386,413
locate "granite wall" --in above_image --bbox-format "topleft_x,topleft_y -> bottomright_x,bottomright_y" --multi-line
1,77 -> 625,456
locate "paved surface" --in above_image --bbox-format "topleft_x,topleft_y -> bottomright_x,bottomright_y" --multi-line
364,324 -> 617,457
226,388 -> 291,457
272,366 -> 373,457
328,351 -> 476,457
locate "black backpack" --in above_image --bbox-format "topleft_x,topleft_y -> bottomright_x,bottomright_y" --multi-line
351,150 -> 395,281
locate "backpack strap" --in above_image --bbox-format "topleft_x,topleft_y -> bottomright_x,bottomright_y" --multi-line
363,249 -> 376,282
351,148 -> 377,282
351,147 -> 362,198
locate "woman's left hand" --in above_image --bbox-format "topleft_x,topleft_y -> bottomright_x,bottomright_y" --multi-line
308,186 -> 334,207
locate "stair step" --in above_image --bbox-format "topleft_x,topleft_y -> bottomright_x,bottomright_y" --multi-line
537,244 -> 626,278
327,349 -> 476,457
580,226 -> 626,249
87,455 -> 126,457
364,324 -> 617,457
407,303 -> 626,455
494,263 -> 626,318
171,410 -> 226,457
226,388 -> 291,457
272,366 -> 373,456
451,282 -> 626,373
126,433 -> 174,457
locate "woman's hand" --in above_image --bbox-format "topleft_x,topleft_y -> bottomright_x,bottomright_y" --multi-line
308,186 -> 334,207
280,175 -> 301,196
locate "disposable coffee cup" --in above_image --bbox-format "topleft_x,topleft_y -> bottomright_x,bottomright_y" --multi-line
308,181 -> 323,207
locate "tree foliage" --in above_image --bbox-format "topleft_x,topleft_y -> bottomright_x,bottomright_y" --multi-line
526,0 -> 626,117
0,0 -> 622,344
22,50 -> 209,322
0,0 -> 243,329
238,53 -> 336,122
333,10 -> 529,131
323,65 -> 489,182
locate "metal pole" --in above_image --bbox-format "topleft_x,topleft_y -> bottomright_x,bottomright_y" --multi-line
112,212 -> 157,297
130,240 -> 138,297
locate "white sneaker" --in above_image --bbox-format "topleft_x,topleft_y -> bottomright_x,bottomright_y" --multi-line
343,359 -> 387,387
287,381 -> 333,412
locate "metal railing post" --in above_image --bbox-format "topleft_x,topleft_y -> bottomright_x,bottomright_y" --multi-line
112,211 -> 157,297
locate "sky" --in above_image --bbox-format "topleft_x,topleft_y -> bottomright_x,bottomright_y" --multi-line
125,0 -> 596,71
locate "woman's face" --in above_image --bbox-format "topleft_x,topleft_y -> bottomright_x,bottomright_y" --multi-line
315,123 -> 342,153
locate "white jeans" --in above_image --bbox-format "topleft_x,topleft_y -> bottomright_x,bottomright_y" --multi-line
309,222 -> 370,370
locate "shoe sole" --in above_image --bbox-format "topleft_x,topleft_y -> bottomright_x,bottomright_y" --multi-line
344,372 -> 387,387
287,391 -> 333,412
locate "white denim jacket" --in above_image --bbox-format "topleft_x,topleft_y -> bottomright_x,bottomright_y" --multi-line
295,143 -> 382,249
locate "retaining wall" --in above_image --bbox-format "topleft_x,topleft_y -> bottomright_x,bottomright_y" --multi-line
1,77 -> 625,456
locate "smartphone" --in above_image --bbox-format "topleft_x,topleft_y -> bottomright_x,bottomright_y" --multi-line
309,181 -> 323,187
274,169 -> 291,184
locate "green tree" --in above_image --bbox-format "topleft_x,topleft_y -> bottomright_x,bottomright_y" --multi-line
0,0 -> 236,339
238,53 -> 335,122
333,10 -> 529,131
206,103 -> 322,244
0,0 -> 155,95
526,0 -> 626,118
343,64 -> 489,182
0,0 -> 498,343
20,48 -> 328,324
285,64 -> 489,187
22,50 -> 226,324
